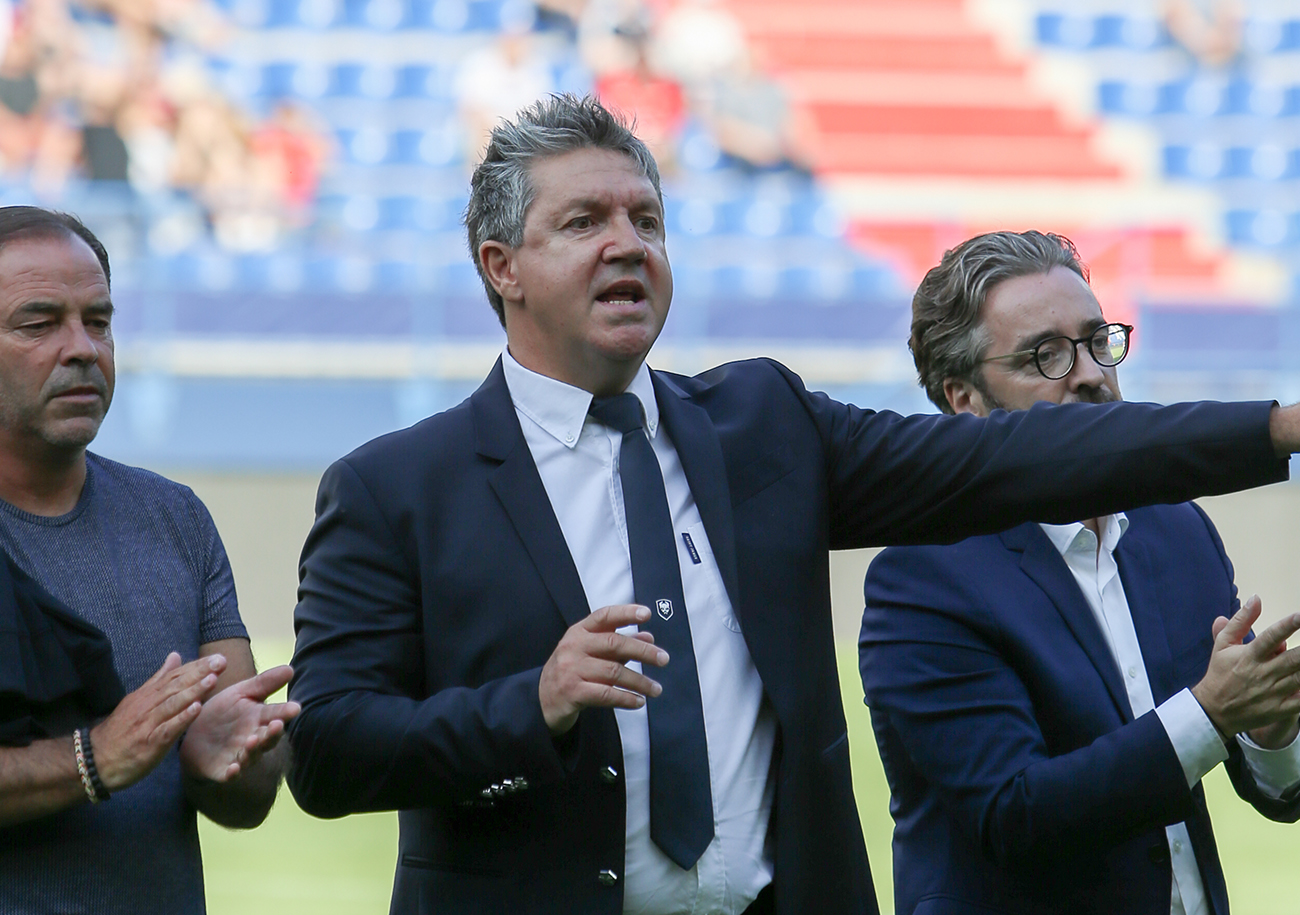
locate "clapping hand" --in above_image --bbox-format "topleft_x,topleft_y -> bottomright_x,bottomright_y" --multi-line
1193,596 -> 1300,749
179,665 -> 301,782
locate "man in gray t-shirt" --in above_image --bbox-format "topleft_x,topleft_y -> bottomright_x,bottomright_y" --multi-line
0,207 -> 299,914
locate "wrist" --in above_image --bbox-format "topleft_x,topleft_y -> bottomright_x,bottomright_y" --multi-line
72,728 -> 111,803
1249,718 -> 1300,750
1191,689 -> 1234,748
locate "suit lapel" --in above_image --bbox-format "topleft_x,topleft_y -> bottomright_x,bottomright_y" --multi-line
652,371 -> 743,616
1116,536 -> 1178,705
473,359 -> 591,628
1002,524 -> 1134,721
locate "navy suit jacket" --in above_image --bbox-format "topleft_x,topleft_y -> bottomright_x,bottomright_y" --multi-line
860,504 -> 1300,915
287,357 -> 1286,915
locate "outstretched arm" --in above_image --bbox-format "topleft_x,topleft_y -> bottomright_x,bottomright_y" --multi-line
180,638 -> 300,829
0,652 -> 224,826
1271,403 -> 1300,457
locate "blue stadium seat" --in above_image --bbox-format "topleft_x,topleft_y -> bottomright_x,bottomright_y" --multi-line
741,199 -> 789,238
337,128 -> 393,165
1164,144 -> 1224,180
1037,13 -> 1091,49
290,63 -> 334,99
392,64 -> 439,98
1249,145 -> 1295,181
423,0 -> 471,31
1226,209 -> 1295,248
357,65 -> 400,99
307,0 -> 345,28
1179,79 -> 1228,118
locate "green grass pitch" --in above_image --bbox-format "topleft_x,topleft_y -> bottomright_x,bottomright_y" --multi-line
200,642 -> 1300,913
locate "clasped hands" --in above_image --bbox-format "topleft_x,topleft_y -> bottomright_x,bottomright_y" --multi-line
89,652 -> 300,794
1193,595 -> 1300,749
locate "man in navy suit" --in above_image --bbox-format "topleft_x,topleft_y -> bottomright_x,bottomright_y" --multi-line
287,98 -> 1300,915
860,230 -> 1300,915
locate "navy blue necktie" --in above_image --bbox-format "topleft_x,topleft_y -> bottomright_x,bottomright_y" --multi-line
589,393 -> 714,870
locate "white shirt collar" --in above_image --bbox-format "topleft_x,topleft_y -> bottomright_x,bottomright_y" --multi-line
501,348 -> 659,449
1040,512 -> 1130,557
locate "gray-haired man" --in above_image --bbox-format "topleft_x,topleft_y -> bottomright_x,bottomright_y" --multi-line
861,230 -> 1300,915
287,97 -> 1300,915
0,206 -> 299,913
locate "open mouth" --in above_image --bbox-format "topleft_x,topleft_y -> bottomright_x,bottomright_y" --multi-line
596,279 -> 646,305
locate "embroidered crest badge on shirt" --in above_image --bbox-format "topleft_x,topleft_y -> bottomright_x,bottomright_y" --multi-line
656,598 -> 674,620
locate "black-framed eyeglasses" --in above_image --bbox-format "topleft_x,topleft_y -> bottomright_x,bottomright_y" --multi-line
982,322 -> 1134,381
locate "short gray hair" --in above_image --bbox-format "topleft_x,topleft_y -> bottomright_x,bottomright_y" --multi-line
0,206 -> 111,288
463,93 -> 663,327
910,230 -> 1088,412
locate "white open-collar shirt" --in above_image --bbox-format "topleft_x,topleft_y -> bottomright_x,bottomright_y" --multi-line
503,350 -> 775,915
1042,514 -> 1300,915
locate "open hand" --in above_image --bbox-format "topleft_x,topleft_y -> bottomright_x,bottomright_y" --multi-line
90,652 -> 225,792
1193,596 -> 1300,743
179,665 -> 301,782
539,604 -> 668,735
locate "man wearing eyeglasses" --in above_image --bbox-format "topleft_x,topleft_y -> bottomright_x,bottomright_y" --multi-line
859,230 -> 1300,915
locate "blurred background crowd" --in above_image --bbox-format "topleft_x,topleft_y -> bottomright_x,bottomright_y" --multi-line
0,0 -> 331,249
0,0 -> 823,254
0,0 -> 1299,467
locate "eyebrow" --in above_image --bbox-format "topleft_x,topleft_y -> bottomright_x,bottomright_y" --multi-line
12,300 -> 115,318
1011,319 -> 1108,352
559,194 -> 663,216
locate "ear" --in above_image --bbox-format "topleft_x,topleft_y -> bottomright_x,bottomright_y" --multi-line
478,241 -> 523,307
943,378 -> 987,417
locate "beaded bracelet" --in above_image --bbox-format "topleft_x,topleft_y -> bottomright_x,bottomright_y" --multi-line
81,728 -> 110,801
72,728 -> 110,804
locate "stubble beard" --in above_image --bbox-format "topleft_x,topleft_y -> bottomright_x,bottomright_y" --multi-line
972,372 -> 1119,412
0,365 -> 112,455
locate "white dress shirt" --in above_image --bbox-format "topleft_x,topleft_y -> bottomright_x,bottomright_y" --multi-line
1041,514 -> 1300,915
503,350 -> 775,915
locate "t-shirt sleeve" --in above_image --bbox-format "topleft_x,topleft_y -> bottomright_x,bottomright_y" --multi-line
184,489 -> 247,645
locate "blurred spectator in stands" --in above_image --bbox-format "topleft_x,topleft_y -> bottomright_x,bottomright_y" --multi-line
168,76 -> 278,250
534,0 -> 585,38
1,1 -> 81,193
249,101 -> 333,228
594,22 -> 685,171
0,4 -> 42,174
454,20 -> 555,166
578,0 -> 649,73
76,60 -> 131,183
117,76 -> 175,194
1162,0 -> 1242,68
696,45 -> 818,175
650,0 -> 745,90
81,0 -> 228,84
0,0 -> 11,61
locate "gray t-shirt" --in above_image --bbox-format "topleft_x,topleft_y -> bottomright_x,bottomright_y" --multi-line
0,452 -> 246,914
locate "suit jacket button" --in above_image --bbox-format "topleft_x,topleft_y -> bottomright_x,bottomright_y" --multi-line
1148,842 -> 1171,866
597,869 -> 618,886
600,765 -> 619,784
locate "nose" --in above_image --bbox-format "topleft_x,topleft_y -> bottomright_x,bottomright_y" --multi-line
1066,338 -> 1106,390
602,214 -> 647,263
61,319 -> 102,366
